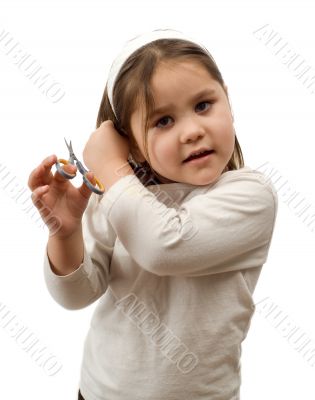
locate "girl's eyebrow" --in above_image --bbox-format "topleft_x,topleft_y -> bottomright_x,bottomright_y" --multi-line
150,88 -> 217,119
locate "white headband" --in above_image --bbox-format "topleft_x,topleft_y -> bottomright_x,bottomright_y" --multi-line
106,28 -> 208,119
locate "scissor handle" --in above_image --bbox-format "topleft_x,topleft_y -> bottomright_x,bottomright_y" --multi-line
82,173 -> 105,195
55,158 -> 105,195
75,160 -> 105,195
55,159 -> 76,179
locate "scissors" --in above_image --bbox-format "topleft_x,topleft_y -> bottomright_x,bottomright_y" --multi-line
55,138 -> 105,195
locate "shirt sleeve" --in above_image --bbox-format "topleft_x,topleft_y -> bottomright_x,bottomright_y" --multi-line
100,172 -> 278,277
43,192 -> 117,309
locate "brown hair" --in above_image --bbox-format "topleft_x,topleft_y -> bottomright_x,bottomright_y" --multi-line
96,38 -> 244,183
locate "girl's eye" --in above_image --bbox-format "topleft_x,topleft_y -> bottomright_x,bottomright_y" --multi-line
196,101 -> 211,112
155,101 -> 213,129
156,116 -> 172,129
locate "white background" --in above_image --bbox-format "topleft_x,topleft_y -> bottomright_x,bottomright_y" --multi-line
0,0 -> 314,399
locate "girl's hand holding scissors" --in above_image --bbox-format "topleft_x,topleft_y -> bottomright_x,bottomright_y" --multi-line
28,153 -> 97,239
28,120 -> 131,239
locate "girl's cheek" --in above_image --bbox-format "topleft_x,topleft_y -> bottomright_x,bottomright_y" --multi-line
159,141 -> 175,161
151,144 -> 170,166
149,137 -> 163,159
223,130 -> 236,156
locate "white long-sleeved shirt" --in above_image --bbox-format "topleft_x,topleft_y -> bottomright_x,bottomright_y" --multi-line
43,166 -> 278,400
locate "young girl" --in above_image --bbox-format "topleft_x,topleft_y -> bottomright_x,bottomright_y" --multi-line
28,28 -> 278,400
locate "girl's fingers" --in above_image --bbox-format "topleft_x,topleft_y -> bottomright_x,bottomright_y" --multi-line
31,185 -> 55,221
78,171 -> 97,199
28,154 -> 57,191
53,162 -> 77,184
31,185 -> 49,208
29,156 -> 97,203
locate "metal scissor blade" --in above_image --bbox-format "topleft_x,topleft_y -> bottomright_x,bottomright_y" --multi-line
64,137 -> 77,161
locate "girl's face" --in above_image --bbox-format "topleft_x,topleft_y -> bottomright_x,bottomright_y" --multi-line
130,60 -> 235,185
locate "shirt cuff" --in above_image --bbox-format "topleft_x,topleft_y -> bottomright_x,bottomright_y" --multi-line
43,241 -> 94,283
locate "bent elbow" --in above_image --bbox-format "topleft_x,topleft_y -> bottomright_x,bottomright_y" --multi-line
47,287 -> 103,310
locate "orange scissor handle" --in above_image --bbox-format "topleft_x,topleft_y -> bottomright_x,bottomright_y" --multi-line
55,158 -> 105,195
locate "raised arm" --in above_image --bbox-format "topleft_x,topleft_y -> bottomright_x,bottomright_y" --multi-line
99,172 -> 278,277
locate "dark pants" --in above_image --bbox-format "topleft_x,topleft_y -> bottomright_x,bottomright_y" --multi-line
78,389 -> 85,400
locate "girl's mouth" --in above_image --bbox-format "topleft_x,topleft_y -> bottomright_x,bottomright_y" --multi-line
183,150 -> 214,163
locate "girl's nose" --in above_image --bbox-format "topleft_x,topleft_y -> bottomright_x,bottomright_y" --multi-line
179,117 -> 206,143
